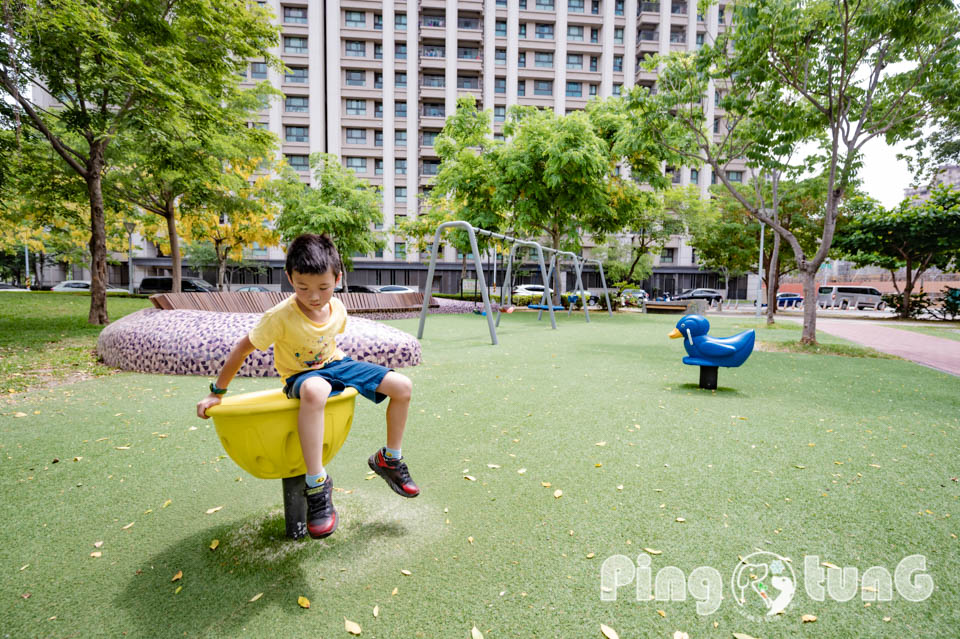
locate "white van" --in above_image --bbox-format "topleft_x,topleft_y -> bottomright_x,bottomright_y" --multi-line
817,285 -> 885,310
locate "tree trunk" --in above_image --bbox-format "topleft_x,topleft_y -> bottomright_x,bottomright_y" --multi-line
901,256 -> 914,319
799,269 -> 819,344
165,202 -> 181,293
766,232 -> 781,326
218,258 -> 227,292
85,168 -> 109,325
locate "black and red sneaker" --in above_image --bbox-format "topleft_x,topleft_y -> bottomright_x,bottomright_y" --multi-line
368,449 -> 420,498
303,476 -> 338,539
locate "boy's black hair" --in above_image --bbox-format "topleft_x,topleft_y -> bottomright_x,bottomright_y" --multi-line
285,234 -> 342,277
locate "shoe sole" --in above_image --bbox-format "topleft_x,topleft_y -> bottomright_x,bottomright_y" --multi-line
368,457 -> 419,498
307,510 -> 338,539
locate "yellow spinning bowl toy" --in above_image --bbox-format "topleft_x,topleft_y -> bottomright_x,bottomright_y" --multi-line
207,387 -> 358,480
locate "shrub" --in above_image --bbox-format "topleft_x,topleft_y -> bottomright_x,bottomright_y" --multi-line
882,292 -> 933,319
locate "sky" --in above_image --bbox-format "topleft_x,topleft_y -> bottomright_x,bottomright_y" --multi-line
853,137 -> 916,208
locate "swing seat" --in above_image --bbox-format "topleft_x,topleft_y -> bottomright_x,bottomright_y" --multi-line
207,387 -> 358,480
528,304 -> 564,311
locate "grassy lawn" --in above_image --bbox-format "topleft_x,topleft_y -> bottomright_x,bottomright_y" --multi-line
0,292 -> 153,394
2,308 -> 958,638
891,323 -> 960,343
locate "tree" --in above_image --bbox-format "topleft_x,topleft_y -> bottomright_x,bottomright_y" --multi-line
274,154 -> 385,288
835,185 -> 960,317
628,0 -> 960,342
0,0 -> 278,323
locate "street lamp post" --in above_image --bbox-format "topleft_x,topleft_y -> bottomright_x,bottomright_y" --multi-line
123,222 -> 136,294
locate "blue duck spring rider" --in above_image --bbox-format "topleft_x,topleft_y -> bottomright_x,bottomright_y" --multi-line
668,315 -> 755,389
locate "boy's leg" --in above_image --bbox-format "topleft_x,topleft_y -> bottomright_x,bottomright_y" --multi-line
369,371 -> 420,497
298,376 -> 338,538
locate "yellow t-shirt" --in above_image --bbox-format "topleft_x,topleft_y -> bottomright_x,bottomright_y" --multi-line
248,295 -> 347,379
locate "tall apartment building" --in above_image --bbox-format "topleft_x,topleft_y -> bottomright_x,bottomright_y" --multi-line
904,165 -> 960,201
235,0 -> 746,295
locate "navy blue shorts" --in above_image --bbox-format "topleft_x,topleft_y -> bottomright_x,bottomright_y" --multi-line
283,357 -> 391,404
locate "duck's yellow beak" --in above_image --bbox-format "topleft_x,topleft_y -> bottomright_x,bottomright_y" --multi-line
668,328 -> 682,339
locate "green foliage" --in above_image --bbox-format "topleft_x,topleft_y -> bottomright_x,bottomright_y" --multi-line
882,292 -> 933,319
937,287 -> 960,321
274,154 -> 385,271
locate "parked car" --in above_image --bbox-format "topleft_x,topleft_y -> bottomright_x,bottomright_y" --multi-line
0,282 -> 28,291
565,289 -> 600,305
52,280 -> 128,293
137,277 -> 216,295
776,292 -> 803,308
620,288 -> 648,304
817,285 -> 884,310
378,285 -> 419,294
234,285 -> 271,292
672,288 -> 724,304
344,284 -> 382,294
512,284 -> 552,298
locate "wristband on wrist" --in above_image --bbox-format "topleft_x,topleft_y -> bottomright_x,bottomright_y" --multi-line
209,381 -> 228,395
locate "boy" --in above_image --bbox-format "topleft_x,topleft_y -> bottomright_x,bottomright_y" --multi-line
197,233 -> 419,539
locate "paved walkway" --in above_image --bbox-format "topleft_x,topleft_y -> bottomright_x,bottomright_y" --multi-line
787,317 -> 960,377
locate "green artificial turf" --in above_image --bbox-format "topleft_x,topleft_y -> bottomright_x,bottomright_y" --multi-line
1,311 -> 958,638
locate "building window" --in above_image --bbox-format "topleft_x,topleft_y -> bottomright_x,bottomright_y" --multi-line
494,106 -> 506,122
287,154 -> 309,170
423,103 -> 444,117
615,0 -> 624,15
496,20 -> 507,36
670,30 -> 686,44
612,83 -> 622,96
590,56 -> 598,72
590,27 -> 599,43
422,130 -> 439,146
374,130 -> 383,146
346,128 -> 366,144
374,43 -> 383,59
388,44 -> 402,60
396,13 -> 407,30
519,23 -> 526,37
375,158 -> 384,175
344,10 -> 365,27
718,7 -> 724,23
592,0 -> 600,14
660,248 -> 675,264
671,1 -> 687,14
286,66 -> 308,83
395,186 -> 407,202
589,84 -> 598,96
614,27 -> 624,44
517,80 -> 525,96
346,99 -> 365,116
423,44 -> 445,58
641,2 -> 660,12
534,80 -> 553,96
284,36 -> 308,54
285,96 -> 309,112
536,0 -> 555,8
396,159 -> 407,175
690,168 -> 699,184
518,52 -> 526,67
639,28 -> 657,41
250,62 -> 267,79
396,130 -> 407,146
495,49 -> 506,65
535,23 -> 554,39
458,16 -> 480,29
374,13 -> 382,29
283,6 -> 307,24
457,47 -> 479,60
345,70 -> 365,86
344,40 -> 366,57
285,126 -> 308,143
495,77 -> 506,94
375,101 -> 383,117
345,157 -> 367,172
458,75 -> 480,89
535,52 -> 554,68
496,0 -> 507,5
567,25 -> 584,41
423,74 -> 444,88
422,14 -> 445,27
696,33 -> 704,47
374,72 -> 383,88
397,72 -> 407,87
568,0 -> 585,12
394,242 -> 407,259
237,65 -> 246,79
396,101 -> 407,117
727,170 -> 743,183
714,118 -> 720,133
566,54 -> 583,69
422,160 -> 440,175
613,55 -> 623,71
566,82 -> 582,97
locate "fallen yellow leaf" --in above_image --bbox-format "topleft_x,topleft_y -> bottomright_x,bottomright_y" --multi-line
468,536 -> 474,544
391,587 -> 398,596
93,541 -> 104,548
732,634 -> 760,639
586,552 -> 595,559
595,463 -> 602,468
471,626 -> 484,639
13,412 -> 27,418
298,596 -> 310,609
487,464 -> 500,469
554,489 -> 563,498
344,618 -> 362,635
517,468 -> 527,474
673,632 -> 690,639
822,561 -> 840,569
595,441 -> 607,447
657,609 -> 666,617
644,548 -> 662,555
401,569 -> 412,576
616,485 -> 624,490
171,571 -> 182,582
675,517 -> 686,523
209,539 -> 220,551
205,506 -> 223,514
541,482 -> 552,487
373,605 -> 379,618
174,585 -> 182,595
883,616 -> 891,622
115,446 -> 130,450
90,551 -> 102,558
162,499 -> 172,508
464,475 -> 477,481
802,614 -> 817,623
600,623 -> 619,639
249,593 -> 263,602
122,522 -> 135,530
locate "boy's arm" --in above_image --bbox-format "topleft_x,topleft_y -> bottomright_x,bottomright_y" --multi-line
197,335 -> 256,418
